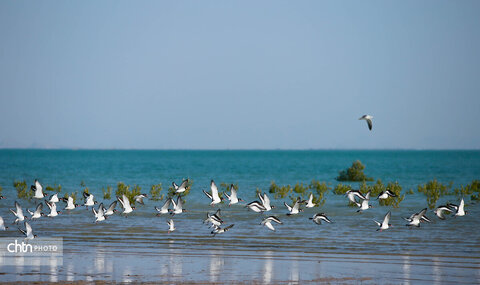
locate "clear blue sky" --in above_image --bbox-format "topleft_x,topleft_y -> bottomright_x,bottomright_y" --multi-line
0,1 -> 479,149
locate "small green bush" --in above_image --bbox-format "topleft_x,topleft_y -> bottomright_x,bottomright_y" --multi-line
150,183 -> 163,201
269,181 -> 293,199
45,184 -> 62,192
418,179 -> 451,209
14,180 -> 32,199
454,180 -> 480,200
336,160 -> 374,182
333,183 -> 353,195
116,182 -> 141,204
102,186 -> 112,200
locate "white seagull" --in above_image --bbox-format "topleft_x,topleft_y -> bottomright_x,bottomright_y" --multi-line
93,203 -> 106,223
405,208 -> 431,227
118,194 -> 135,215
203,180 -> 222,205
224,184 -> 243,206
0,216 -> 8,230
345,190 -> 365,207
434,205 -> 452,220
63,196 -> 78,210
10,201 -> 25,224
27,203 -> 44,220
173,179 -> 189,194
309,213 -> 332,225
373,211 -> 392,231
83,192 -> 96,209
134,194 -> 148,205
45,201 -> 60,217
261,216 -> 283,231
284,199 -> 303,215
211,224 -> 234,237
258,192 -> 274,211
305,193 -> 316,208
19,221 -> 36,239
48,193 -> 60,203
155,199 -> 171,215
31,179 -> 47,199
167,219 -> 175,233
246,201 -> 267,213
359,114 -> 373,131
170,196 -> 186,215
103,201 -> 117,216
203,209 -> 223,228
357,191 -> 372,212
450,198 -> 466,217
376,190 -> 397,200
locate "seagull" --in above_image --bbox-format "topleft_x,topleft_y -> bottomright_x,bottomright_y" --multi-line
405,208 -> 430,227
173,179 -> 188,194
19,221 -> 36,239
10,201 -> 25,224
305,193 -> 316,208
345,190 -> 365,207
284,198 -> 303,215
155,199 -> 171,215
224,184 -> 243,206
27,203 -> 44,220
258,192 -> 274,211
63,196 -> 78,210
373,211 -> 392,231
261,216 -> 283,231
83,192 -> 96,209
357,191 -> 372,212
377,190 -> 397,200
451,198 -> 466,217
203,209 -> 223,228
167,219 -> 175,233
434,205 -> 452,220
103,201 -> 117,216
45,201 -> 60,217
93,203 -> 106,223
118,194 -> 135,215
0,195 -> 5,199
48,193 -> 60,203
0,216 -> 8,230
246,201 -> 267,213
31,179 -> 47,199
170,196 -> 186,215
359,114 -> 373,131
211,224 -> 234,237
134,194 -> 148,205
309,213 -> 332,225
203,180 -> 222,205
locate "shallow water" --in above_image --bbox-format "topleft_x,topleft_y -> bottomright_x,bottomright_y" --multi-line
0,150 -> 479,283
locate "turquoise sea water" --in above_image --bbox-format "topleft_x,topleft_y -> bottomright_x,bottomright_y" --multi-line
0,150 -> 479,283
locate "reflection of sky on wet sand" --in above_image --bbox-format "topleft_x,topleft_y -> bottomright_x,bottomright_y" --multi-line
263,251 -> 273,284
403,255 -> 411,285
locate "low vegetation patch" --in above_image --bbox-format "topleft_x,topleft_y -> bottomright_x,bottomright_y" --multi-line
102,186 -> 112,200
14,180 -> 32,199
269,180 -> 329,207
45,184 -> 62,192
150,183 -> 163,201
417,179 -> 452,209
454,180 -> 480,201
116,182 -> 141,204
336,160 -> 374,182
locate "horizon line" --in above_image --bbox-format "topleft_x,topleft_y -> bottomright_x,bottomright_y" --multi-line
0,147 -> 479,151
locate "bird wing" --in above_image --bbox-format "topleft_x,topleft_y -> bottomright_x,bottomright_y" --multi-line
211,180 -> 220,200
172,182 -> 179,190
263,193 -> 271,207
203,190 -> 213,200
35,203 -> 43,214
265,222 -> 275,231
161,199 -> 171,211
284,202 -> 292,212
382,211 -> 391,228
366,119 -> 373,130
15,201 -> 24,216
108,201 -> 117,212
25,222 -> 32,236
179,180 -> 188,190
258,192 -> 265,205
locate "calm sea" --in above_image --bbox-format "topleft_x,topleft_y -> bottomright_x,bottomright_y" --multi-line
0,149 -> 479,283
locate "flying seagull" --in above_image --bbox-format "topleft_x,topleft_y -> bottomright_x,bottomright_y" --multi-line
373,211 -> 392,231
359,115 -> 373,131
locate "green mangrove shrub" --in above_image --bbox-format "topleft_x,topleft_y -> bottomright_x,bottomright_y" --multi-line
45,184 -> 62,192
167,179 -> 193,197
269,180 -> 329,207
116,182 -> 141,204
418,179 -> 451,209
454,180 -> 480,201
336,160 -> 374,182
150,183 -> 163,201
269,181 -> 293,199
102,186 -> 112,200
308,180 -> 330,207
14,180 -> 32,199
333,183 -> 353,195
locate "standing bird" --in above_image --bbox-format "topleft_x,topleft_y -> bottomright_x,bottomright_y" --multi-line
359,115 -> 373,131
10,201 -> 25,224
167,219 -> 175,233
373,211 -> 392,231
261,216 -> 283,231
31,179 -> 47,199
203,180 -> 222,205
258,192 -> 274,211
19,221 -> 36,239
224,184 -> 243,206
118,194 -> 135,216
172,179 -> 188,194
309,213 -> 332,225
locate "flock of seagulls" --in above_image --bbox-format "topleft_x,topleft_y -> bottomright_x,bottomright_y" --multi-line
0,177 -> 469,240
